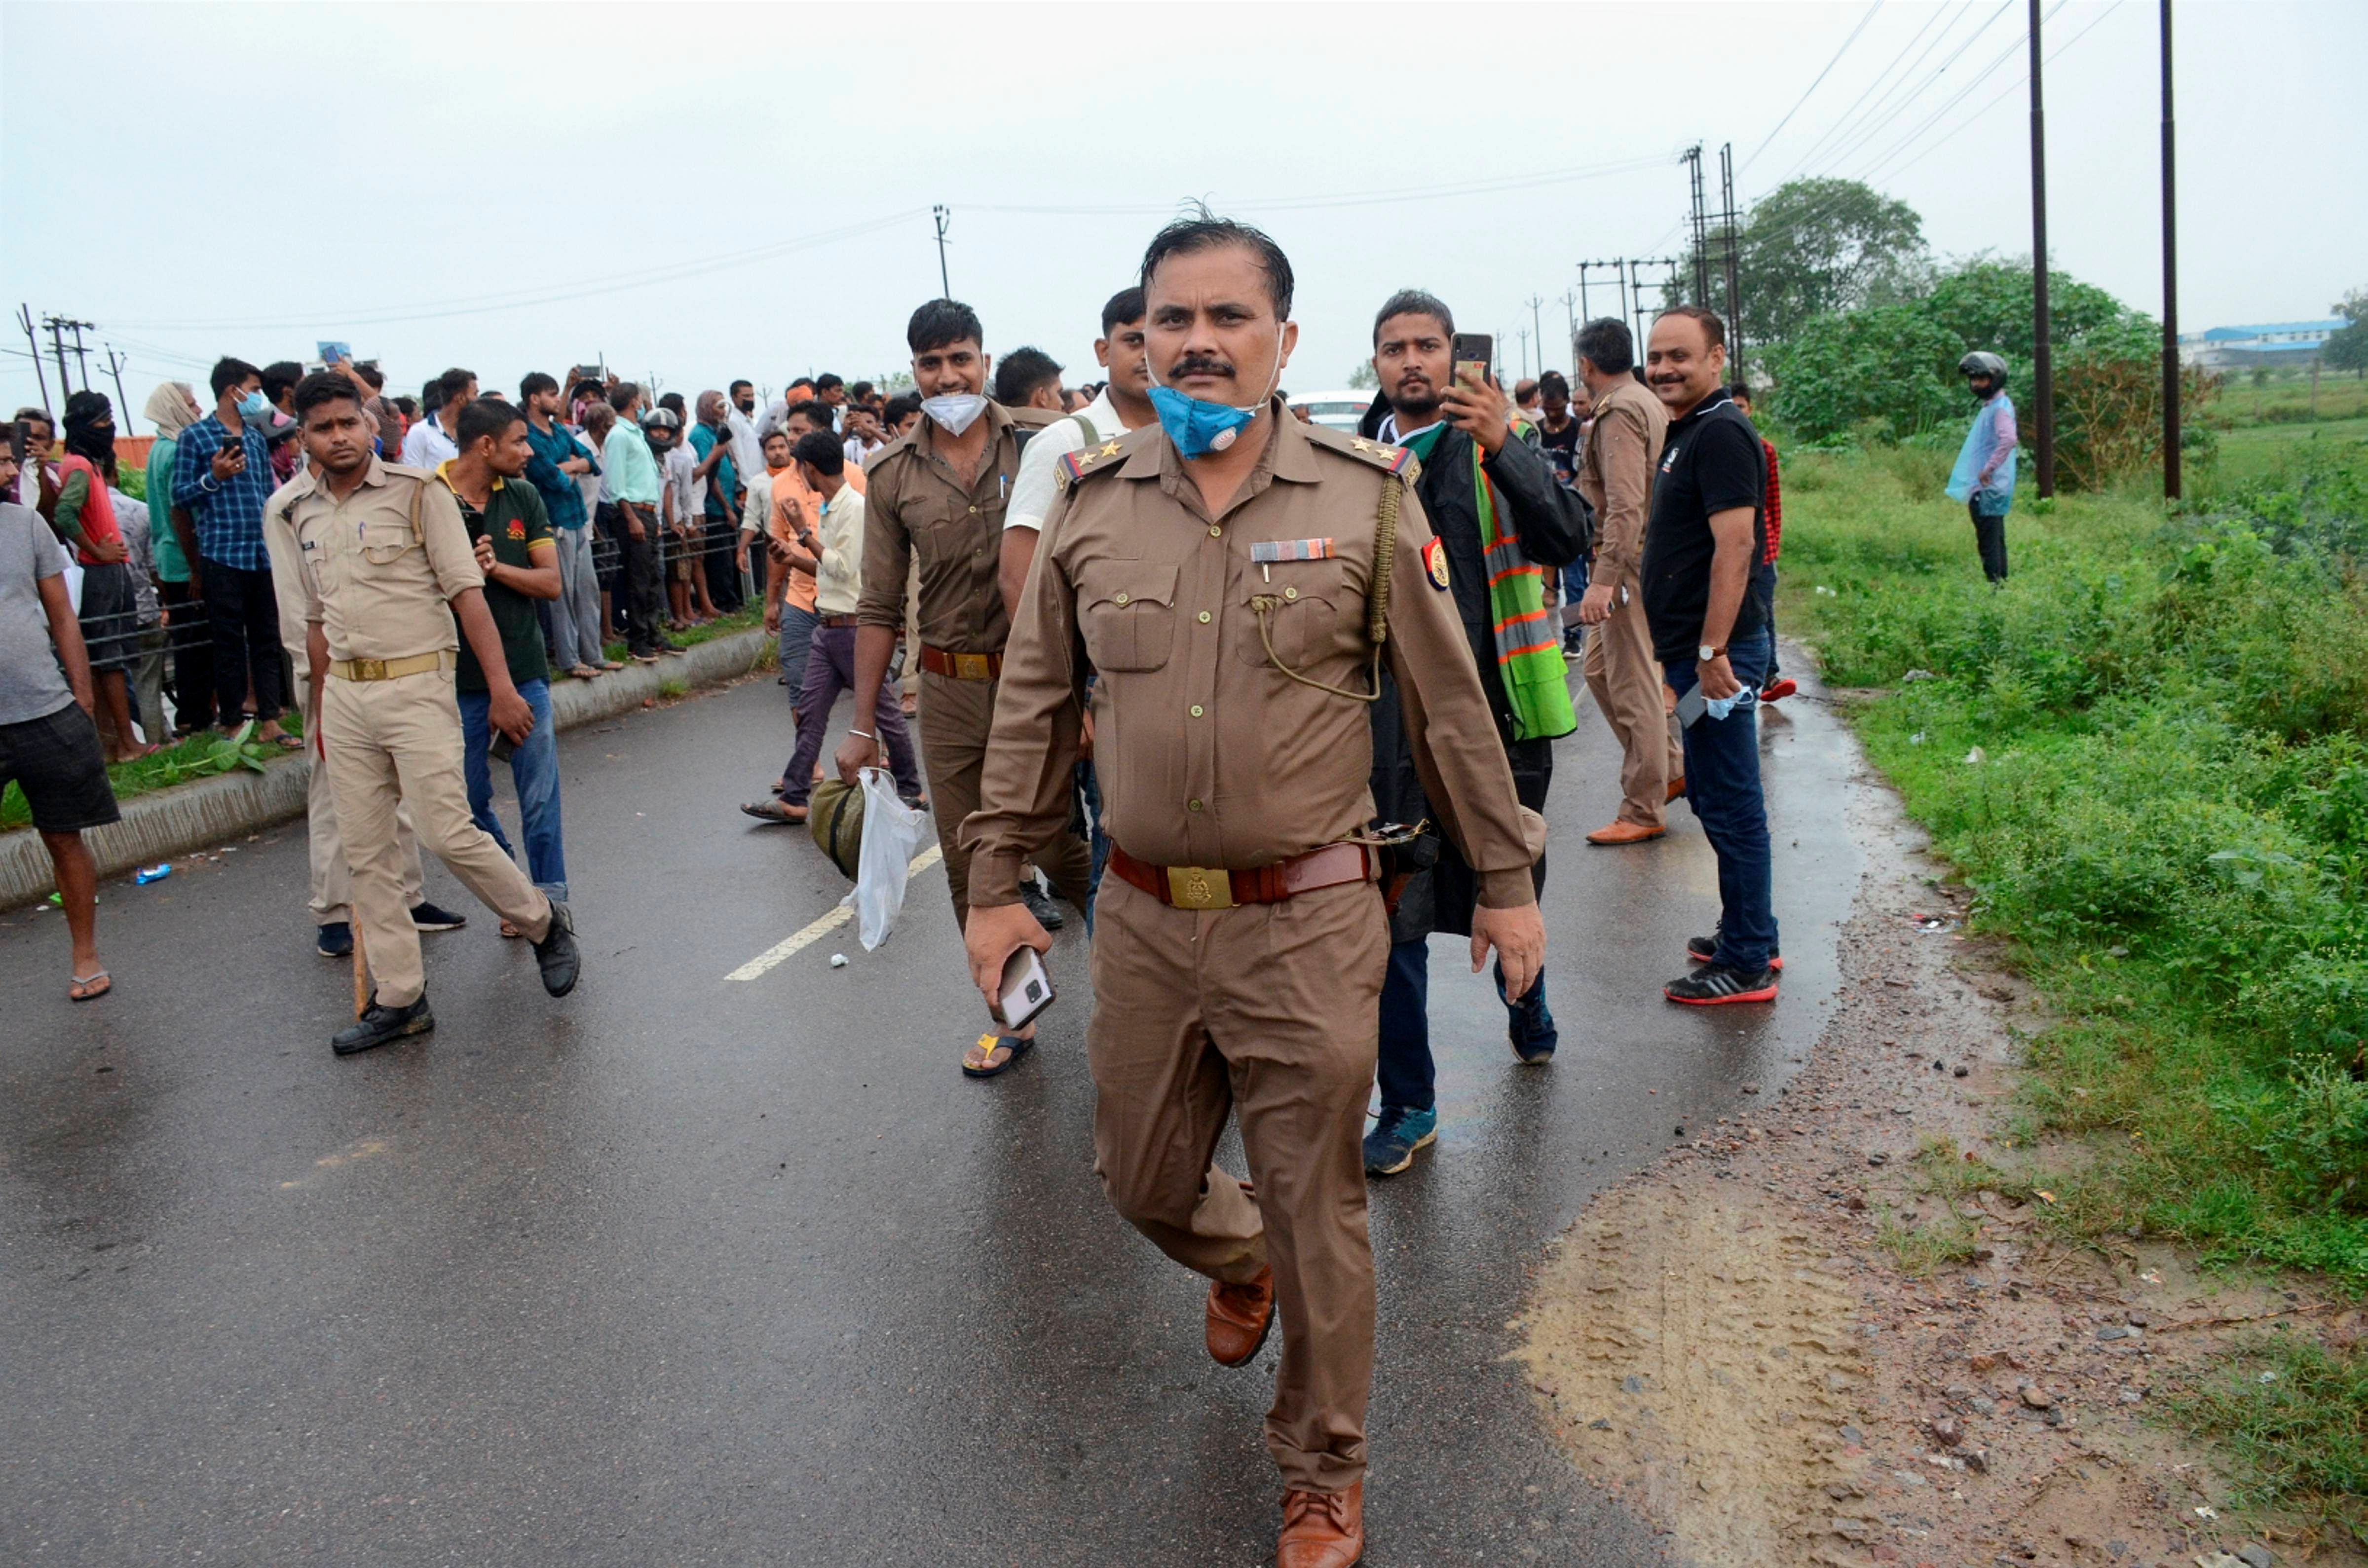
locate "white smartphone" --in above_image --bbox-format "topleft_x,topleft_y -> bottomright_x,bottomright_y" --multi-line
992,946 -> 1055,1031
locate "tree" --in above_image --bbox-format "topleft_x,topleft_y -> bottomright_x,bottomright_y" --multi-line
1686,178 -> 1932,346
1760,303 -> 1963,443
1922,259 -> 2126,371
2325,289 -> 2368,378
1346,361 -> 1378,390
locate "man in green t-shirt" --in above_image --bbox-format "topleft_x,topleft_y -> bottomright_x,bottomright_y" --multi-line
437,398 -> 569,911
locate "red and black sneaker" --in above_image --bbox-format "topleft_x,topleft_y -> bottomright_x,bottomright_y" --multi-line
1760,676 -> 1798,703
1685,931 -> 1783,971
1664,964 -> 1780,1005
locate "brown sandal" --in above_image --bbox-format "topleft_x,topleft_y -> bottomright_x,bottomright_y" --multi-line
740,798 -> 807,824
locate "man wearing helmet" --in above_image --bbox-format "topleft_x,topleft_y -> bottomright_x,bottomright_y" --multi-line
1947,351 -> 2018,584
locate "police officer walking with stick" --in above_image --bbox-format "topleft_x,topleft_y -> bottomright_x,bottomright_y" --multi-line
265,373 -> 581,1055
961,214 -> 1544,1568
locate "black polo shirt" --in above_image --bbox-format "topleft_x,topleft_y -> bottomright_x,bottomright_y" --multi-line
1641,390 -> 1766,662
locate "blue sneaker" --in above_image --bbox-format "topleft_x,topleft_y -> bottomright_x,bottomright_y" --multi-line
1363,1106 -> 1438,1177
1499,964 -> 1558,1063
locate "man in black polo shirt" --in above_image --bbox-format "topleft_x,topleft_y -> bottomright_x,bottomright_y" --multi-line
1641,306 -> 1778,1005
438,398 -> 570,915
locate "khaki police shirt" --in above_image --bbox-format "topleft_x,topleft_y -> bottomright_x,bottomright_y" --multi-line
263,456 -> 484,663
855,400 -> 1023,654
961,404 -> 1540,911
1575,377 -> 1669,592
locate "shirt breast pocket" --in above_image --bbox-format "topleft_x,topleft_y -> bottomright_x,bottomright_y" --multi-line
359,518 -> 420,567
1079,562 -> 1178,673
1234,560 -> 1354,670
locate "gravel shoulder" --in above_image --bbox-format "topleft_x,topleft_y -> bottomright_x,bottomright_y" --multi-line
1513,711 -> 2368,1568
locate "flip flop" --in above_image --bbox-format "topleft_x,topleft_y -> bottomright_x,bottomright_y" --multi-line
962,1031 -> 1034,1079
740,799 -> 807,824
268,732 -> 304,751
70,969 -> 111,1002
599,660 -> 626,671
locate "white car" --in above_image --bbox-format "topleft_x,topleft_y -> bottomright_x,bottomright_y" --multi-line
1287,389 -> 1376,433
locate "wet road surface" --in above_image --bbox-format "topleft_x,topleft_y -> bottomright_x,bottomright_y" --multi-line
0,660 -> 1863,1566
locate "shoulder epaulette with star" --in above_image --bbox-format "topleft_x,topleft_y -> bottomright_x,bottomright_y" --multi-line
1299,420 -> 1423,483
1054,427 -> 1153,491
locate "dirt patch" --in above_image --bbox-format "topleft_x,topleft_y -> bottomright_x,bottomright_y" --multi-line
1514,757 -> 2366,1568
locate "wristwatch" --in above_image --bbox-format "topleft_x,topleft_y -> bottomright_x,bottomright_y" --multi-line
1698,643 -> 1727,663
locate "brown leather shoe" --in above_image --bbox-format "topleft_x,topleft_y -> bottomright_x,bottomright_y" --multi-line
1585,820 -> 1665,846
1665,774 -> 1687,802
1206,1266 -> 1275,1367
1277,1481 -> 1364,1568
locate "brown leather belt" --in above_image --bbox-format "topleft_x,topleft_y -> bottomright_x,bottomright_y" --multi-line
919,644 -> 1002,681
819,613 -> 860,629
1106,841 -> 1377,911
328,650 -> 456,682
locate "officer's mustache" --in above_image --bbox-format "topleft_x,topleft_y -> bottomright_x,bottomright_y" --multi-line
1168,355 -> 1235,379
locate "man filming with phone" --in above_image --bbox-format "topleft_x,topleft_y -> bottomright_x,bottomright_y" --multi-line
1353,292 -> 1591,1178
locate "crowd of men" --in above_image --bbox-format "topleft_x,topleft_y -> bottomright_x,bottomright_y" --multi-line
5,209 -> 1826,1567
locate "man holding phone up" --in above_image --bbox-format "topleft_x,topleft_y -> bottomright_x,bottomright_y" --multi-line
960,217 -> 1545,1568
1641,307 -> 1778,1005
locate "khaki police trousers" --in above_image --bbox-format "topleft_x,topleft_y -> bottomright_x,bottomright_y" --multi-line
1088,872 -> 1389,1494
1582,590 -> 1685,828
322,668 -> 550,1008
918,670 -> 1090,929
293,666 -> 425,925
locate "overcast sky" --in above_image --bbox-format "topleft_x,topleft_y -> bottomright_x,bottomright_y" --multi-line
4,0 -> 2361,431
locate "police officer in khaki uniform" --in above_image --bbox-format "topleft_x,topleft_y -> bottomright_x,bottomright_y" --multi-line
833,299 -> 1094,1079
961,217 -> 1546,1568
263,373 -> 581,1055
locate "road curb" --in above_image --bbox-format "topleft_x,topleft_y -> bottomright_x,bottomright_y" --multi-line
0,628 -> 771,910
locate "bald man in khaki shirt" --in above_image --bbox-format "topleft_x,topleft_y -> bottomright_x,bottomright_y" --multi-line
264,376 -> 580,1055
956,221 -> 1545,1568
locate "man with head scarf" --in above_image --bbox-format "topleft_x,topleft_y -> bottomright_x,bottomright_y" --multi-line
54,392 -> 151,761
143,381 -> 213,733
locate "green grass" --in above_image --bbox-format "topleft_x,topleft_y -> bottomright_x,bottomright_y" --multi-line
1,716 -> 301,832
2167,1333 -> 2368,1546
1777,439 -> 2368,1285
600,604 -> 764,666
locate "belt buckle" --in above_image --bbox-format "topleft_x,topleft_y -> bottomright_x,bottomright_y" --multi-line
353,658 -> 386,681
953,652 -> 993,681
1166,865 -> 1233,910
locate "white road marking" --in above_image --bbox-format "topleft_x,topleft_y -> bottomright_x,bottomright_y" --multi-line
724,846 -> 942,982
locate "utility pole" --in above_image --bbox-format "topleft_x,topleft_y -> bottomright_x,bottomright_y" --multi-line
1683,144 -> 1710,302
1719,142 -> 1745,380
1627,257 -> 1681,359
64,319 -> 95,392
931,205 -> 952,298
17,304 -> 50,417
1516,327 -> 1532,380
1560,290 -> 1579,373
1578,260 -> 1624,329
43,315 -> 73,402
1528,295 -> 1545,374
2159,0 -> 2180,501
102,346 -> 132,422
2028,0 -> 2057,498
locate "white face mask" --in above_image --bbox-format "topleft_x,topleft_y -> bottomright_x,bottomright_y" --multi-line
920,392 -> 988,436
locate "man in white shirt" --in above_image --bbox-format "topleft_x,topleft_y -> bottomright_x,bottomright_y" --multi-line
399,368 -> 473,468
991,286 -> 1157,931
995,286 -> 1156,616
740,431 -> 920,823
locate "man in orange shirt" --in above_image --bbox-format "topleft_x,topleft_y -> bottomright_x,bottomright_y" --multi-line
749,400 -> 864,805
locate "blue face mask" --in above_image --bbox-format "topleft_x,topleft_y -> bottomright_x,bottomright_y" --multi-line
1147,325 -> 1286,459
236,388 -> 269,418
1145,385 -> 1261,459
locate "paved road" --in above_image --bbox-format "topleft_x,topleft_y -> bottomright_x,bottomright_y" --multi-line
0,660 -> 1862,1566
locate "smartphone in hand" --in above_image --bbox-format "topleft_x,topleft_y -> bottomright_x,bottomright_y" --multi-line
989,945 -> 1055,1030
1451,333 -> 1494,388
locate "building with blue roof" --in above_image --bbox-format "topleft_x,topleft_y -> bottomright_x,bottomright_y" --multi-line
2178,320 -> 2344,370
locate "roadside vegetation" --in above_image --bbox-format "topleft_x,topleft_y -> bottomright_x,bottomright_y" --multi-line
1772,354 -> 2368,1541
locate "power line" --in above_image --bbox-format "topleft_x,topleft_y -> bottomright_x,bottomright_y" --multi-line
1799,0 -> 2018,179
1740,0 -> 1886,171
1778,0 -> 1970,181
1864,0 -> 2124,185
973,153 -> 1672,217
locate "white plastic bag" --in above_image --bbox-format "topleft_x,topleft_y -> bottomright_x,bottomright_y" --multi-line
844,767 -> 931,951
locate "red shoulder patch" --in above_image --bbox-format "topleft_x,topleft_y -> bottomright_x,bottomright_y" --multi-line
1421,536 -> 1449,591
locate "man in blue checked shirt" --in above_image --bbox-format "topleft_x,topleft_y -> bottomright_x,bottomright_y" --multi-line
172,356 -> 296,747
